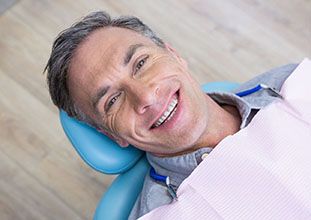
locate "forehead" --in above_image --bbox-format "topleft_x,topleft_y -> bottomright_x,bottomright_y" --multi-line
68,27 -> 156,82
73,27 -> 154,68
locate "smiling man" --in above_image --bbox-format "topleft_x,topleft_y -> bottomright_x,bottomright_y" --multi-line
66,25 -> 241,157
45,11 -> 297,219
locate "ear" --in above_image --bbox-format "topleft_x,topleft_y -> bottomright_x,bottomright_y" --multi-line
98,128 -> 129,148
164,43 -> 188,68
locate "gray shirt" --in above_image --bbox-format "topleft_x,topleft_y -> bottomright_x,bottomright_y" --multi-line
129,63 -> 298,220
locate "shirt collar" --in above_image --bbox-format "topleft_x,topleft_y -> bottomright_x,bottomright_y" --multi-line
207,91 -> 252,129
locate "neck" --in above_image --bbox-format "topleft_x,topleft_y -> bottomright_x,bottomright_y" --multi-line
162,98 -> 241,157
200,100 -> 241,149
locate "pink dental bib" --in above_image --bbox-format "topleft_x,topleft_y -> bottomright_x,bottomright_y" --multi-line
140,59 -> 311,220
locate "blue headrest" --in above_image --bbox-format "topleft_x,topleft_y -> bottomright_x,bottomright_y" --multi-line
59,82 -> 239,174
60,111 -> 143,174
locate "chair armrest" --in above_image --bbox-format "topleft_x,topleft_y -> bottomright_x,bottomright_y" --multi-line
94,156 -> 150,220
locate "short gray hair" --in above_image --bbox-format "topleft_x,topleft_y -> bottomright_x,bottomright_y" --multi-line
45,11 -> 164,128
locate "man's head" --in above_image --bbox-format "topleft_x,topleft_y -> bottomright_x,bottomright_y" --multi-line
46,11 -> 227,156
45,11 -> 164,126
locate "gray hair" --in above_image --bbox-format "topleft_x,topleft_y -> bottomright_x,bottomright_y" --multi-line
45,11 -> 164,128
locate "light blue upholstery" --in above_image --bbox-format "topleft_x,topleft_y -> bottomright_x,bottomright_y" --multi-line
60,110 -> 144,174
201,81 -> 239,93
59,82 -> 239,220
94,156 -> 149,220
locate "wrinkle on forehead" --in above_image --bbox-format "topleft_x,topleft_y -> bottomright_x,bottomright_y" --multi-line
72,28 -> 154,69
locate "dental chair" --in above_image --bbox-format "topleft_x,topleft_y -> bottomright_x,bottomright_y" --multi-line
59,82 -> 239,220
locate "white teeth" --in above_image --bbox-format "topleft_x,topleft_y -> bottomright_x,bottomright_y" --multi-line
154,98 -> 178,127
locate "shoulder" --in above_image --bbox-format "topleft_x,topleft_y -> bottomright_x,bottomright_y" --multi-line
230,64 -> 298,108
233,63 -> 298,93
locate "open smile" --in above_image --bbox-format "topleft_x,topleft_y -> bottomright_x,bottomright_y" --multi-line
151,90 -> 180,129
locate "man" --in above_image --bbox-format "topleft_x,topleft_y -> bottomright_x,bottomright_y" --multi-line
45,11 -> 297,219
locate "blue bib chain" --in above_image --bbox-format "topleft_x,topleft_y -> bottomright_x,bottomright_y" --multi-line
150,167 -> 178,201
235,83 -> 283,99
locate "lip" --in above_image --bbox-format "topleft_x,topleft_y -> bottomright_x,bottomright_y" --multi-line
150,89 -> 182,130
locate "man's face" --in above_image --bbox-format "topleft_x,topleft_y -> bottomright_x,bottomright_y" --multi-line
68,27 -> 211,156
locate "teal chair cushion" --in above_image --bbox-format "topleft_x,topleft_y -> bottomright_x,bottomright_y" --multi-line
94,156 -> 149,220
60,110 -> 144,174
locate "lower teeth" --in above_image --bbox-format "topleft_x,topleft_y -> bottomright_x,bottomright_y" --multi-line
166,107 -> 177,122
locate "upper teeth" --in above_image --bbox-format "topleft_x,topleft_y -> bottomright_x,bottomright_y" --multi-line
154,98 -> 178,127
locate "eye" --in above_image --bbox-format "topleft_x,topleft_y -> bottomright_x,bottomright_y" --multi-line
134,56 -> 149,73
106,93 -> 121,110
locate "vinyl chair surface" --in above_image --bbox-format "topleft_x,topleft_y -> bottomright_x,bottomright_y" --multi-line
59,82 -> 239,220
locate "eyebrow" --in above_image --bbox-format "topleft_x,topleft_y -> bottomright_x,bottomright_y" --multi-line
123,43 -> 144,65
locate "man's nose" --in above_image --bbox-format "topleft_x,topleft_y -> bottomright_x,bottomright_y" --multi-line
125,81 -> 159,114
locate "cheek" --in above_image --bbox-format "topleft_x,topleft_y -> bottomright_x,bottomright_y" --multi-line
111,106 -> 136,136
